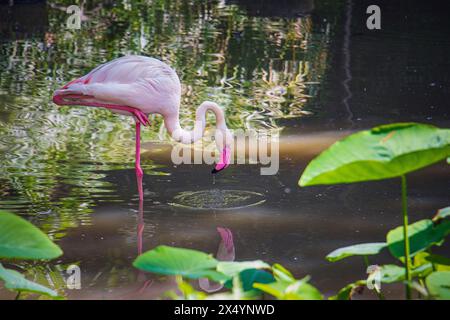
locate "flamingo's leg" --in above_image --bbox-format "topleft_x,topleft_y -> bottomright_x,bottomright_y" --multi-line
135,121 -> 144,179
137,169 -> 144,253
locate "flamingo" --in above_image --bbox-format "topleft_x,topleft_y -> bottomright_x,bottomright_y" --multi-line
52,55 -> 233,181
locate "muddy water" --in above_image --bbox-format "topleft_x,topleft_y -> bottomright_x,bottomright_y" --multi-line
0,0 -> 449,299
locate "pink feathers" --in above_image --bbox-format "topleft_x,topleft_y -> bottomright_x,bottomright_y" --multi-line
52,55 -> 232,175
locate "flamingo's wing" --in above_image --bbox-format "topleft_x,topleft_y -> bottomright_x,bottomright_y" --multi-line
53,55 -> 181,115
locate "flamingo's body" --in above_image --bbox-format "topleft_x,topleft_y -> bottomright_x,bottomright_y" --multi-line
53,55 -> 232,179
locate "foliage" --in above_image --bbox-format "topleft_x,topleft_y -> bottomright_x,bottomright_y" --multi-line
253,264 -> 323,300
299,123 -> 450,186
224,268 -> 275,293
329,280 -> 366,300
133,246 -> 273,284
300,122 -> 450,300
0,211 -> 63,299
133,123 -> 450,300
299,123 -> 450,299
133,245 -> 227,282
134,246 -> 322,300
387,219 -> 450,259
0,263 -> 60,298
217,261 -> 271,278
433,206 -> 450,221
0,211 -> 62,260
426,271 -> 450,300
326,242 -> 386,262
326,207 -> 450,300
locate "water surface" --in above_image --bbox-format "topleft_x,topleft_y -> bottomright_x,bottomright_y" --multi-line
0,0 -> 449,299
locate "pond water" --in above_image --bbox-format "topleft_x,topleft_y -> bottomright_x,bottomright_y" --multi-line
0,0 -> 449,299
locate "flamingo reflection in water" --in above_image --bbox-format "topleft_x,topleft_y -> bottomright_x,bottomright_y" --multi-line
121,175 -> 235,298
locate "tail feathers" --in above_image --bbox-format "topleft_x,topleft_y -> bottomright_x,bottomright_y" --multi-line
54,83 -> 89,96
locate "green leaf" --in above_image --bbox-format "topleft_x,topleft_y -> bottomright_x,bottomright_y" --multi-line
207,276 -> 254,300
377,263 -> 433,283
224,269 -> 275,292
426,271 -> 450,300
326,242 -> 387,262
378,264 -> 407,283
175,276 -> 207,300
254,264 -> 322,300
433,206 -> 450,222
0,211 -> 63,260
426,254 -> 450,267
253,282 -> 284,298
254,277 -> 322,300
0,263 -> 60,298
217,260 -> 270,278
285,281 -> 323,300
387,219 -> 450,259
272,263 -> 295,282
329,280 -> 366,300
299,123 -> 450,186
133,246 -> 227,281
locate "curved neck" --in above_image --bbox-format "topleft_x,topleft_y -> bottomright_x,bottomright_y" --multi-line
165,101 -> 231,147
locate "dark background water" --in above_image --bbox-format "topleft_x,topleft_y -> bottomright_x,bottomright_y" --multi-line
0,0 -> 449,299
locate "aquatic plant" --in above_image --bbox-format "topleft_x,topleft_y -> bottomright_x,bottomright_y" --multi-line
326,206 -> 450,300
133,245 -> 322,300
0,211 -> 63,299
299,123 -> 450,299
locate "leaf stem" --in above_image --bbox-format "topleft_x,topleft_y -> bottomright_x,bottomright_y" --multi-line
401,175 -> 412,300
363,255 -> 369,268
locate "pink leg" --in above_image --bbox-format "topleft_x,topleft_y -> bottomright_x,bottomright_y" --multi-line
137,169 -> 144,254
135,121 -> 144,179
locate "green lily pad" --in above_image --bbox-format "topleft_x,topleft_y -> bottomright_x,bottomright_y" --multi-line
387,219 -> 450,259
299,123 -> 450,186
254,277 -> 322,300
217,260 -> 270,278
271,263 -> 295,282
224,269 -> 275,292
426,254 -> 450,267
133,246 -> 227,282
253,264 -> 322,300
326,242 -> 387,262
0,211 -> 62,260
329,280 -> 366,300
433,206 -> 450,222
426,271 -> 450,300
0,263 -> 60,298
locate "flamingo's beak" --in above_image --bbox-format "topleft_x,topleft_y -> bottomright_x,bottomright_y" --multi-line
211,146 -> 231,174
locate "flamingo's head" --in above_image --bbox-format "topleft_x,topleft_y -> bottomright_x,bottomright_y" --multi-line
211,146 -> 231,174
211,125 -> 232,174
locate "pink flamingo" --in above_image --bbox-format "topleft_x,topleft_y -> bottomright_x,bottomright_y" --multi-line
52,55 -> 232,180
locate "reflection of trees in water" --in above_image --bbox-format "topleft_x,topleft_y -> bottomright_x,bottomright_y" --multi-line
0,1 -> 48,39
2,0 -> 331,129
226,0 -> 314,18
0,0 -> 333,235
